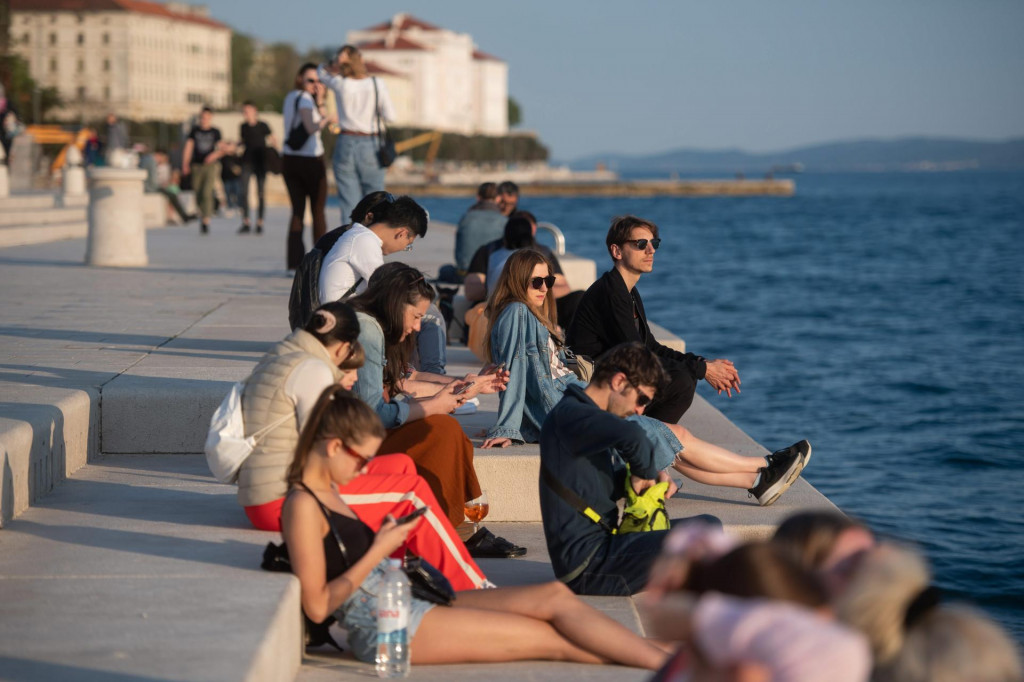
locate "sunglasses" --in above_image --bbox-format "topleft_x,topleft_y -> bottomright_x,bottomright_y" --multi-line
622,238 -> 661,251
528,275 -> 556,290
627,379 -> 653,408
341,441 -> 372,469
304,78 -> 319,85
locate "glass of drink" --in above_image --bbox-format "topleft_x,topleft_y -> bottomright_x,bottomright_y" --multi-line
464,491 -> 489,535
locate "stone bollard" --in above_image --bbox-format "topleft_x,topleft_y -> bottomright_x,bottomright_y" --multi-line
63,145 -> 87,197
86,167 -> 149,267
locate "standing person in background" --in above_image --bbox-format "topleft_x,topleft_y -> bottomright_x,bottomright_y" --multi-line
219,147 -> 243,218
182,106 -> 227,235
319,45 -> 396,225
0,84 -> 19,162
497,180 -> 520,217
237,101 -> 275,235
282,64 -> 336,270
103,113 -> 129,161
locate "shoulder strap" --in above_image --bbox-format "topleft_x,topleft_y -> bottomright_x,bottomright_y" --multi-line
290,92 -> 304,131
294,482 -> 351,563
372,77 -> 384,138
340,276 -> 363,301
539,465 -> 618,534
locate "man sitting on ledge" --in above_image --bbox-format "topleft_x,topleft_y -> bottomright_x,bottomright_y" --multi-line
539,342 -> 720,596
567,215 -> 741,424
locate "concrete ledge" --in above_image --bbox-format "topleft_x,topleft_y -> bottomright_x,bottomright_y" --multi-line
0,221 -> 89,248
0,454 -> 303,682
0,206 -> 87,228
0,384 -> 98,527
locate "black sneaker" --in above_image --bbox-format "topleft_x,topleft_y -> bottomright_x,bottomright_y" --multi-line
464,527 -> 527,558
748,440 -> 810,506
237,224 -> 251,234
200,222 -> 209,235
255,224 -> 263,235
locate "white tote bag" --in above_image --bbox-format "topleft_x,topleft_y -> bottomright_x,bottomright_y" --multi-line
204,382 -> 290,484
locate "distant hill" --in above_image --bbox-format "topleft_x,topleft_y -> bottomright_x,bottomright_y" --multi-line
568,137 -> 1024,175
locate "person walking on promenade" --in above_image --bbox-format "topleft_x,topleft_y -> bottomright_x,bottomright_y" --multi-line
319,45 -> 396,225
237,101 -> 275,235
567,215 -> 742,423
282,64 -> 336,269
279,384 -> 671,669
237,301 -> 489,590
182,106 -> 228,235
103,112 -> 129,161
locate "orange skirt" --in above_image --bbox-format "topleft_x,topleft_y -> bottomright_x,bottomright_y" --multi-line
379,414 -> 482,528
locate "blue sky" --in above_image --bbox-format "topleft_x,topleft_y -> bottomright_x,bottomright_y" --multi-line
203,0 -> 1024,160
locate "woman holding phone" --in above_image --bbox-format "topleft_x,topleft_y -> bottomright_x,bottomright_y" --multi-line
281,385 -> 671,668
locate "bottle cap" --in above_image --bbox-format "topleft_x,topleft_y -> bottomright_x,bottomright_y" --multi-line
389,558 -> 402,569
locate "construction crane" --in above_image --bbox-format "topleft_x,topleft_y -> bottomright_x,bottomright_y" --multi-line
394,131 -> 443,179
25,125 -> 96,172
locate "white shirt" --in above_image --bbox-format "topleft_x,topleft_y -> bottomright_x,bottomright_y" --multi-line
318,67 -> 395,134
319,223 -> 384,302
282,90 -> 324,157
284,358 -> 335,429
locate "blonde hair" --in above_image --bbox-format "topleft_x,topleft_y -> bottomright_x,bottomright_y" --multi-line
835,543 -> 930,663
875,605 -> 1023,682
484,249 -> 558,361
285,385 -> 384,487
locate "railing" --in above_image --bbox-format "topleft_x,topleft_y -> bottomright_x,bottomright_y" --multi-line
536,221 -> 566,256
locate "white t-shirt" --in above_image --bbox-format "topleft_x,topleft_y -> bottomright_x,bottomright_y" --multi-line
282,90 -> 324,157
284,358 -> 336,429
319,223 -> 384,302
319,68 -> 396,134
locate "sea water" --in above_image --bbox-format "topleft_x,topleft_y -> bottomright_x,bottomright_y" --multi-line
419,171 -> 1024,640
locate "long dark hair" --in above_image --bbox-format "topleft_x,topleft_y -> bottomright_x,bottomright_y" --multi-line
348,263 -> 435,396
286,385 -> 384,487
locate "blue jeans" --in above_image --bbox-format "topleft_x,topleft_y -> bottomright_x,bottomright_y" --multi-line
565,515 -> 722,596
413,304 -> 448,375
333,135 -> 386,226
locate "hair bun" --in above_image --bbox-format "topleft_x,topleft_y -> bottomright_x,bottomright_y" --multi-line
315,310 -> 337,334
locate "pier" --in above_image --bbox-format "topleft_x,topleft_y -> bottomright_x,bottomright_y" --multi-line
0,201 -> 833,680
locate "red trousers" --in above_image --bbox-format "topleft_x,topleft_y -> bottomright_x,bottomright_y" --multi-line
244,453 -> 487,591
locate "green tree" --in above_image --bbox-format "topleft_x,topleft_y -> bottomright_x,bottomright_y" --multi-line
4,55 -> 61,123
507,97 -> 522,127
231,32 -> 254,103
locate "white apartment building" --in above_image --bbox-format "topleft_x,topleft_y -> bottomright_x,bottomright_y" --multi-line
10,0 -> 231,123
347,14 -> 509,136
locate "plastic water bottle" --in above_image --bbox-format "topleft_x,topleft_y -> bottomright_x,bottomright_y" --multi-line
376,559 -> 411,678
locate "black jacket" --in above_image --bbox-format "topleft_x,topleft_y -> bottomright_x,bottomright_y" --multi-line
566,268 -> 706,380
539,384 -> 659,581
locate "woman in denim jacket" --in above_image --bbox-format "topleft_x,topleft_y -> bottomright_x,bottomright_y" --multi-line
481,249 -> 810,507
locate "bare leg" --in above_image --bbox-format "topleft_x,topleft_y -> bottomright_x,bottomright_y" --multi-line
668,424 -> 763,474
411,582 -> 667,669
673,462 -> 758,489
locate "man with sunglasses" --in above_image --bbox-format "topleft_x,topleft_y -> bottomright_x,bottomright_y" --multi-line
539,342 -> 719,596
567,215 -> 741,424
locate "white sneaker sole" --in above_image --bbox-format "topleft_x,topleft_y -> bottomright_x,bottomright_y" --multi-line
757,447 -> 809,507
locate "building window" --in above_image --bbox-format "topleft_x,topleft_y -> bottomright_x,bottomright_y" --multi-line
50,58 -> 58,72
49,33 -> 56,45
77,13 -> 84,23
103,33 -> 110,45
104,87 -> 111,101
77,33 -> 84,46
103,59 -> 110,71
78,59 -> 84,73
77,87 -> 86,101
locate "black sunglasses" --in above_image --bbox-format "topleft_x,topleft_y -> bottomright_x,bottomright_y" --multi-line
622,238 -> 661,251
304,78 -> 319,84
627,379 -> 653,408
528,275 -> 556,290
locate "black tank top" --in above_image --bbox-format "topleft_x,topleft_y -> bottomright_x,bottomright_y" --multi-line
292,482 -> 376,581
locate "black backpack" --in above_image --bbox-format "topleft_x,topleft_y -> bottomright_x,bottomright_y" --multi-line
287,225 -> 351,330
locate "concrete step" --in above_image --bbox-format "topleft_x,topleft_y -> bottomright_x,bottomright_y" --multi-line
0,454 -> 303,682
0,220 -> 88,248
0,192 -> 88,210
0,205 -> 88,228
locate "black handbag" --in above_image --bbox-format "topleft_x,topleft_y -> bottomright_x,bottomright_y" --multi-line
284,94 -> 312,152
264,147 -> 282,175
372,78 -> 397,168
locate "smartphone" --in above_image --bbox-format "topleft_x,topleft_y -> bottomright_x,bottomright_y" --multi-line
453,381 -> 475,396
481,362 -> 506,376
395,507 -> 428,525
